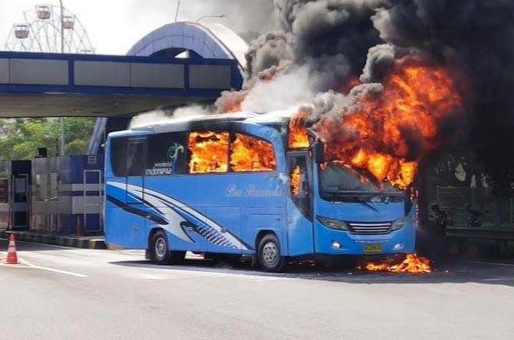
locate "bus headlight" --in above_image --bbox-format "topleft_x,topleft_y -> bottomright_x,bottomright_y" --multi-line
391,219 -> 405,231
318,217 -> 348,231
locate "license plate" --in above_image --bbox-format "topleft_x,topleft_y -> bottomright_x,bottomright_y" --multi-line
364,244 -> 383,253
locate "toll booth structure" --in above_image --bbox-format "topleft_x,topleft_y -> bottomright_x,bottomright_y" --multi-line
31,155 -> 104,235
0,160 -> 32,231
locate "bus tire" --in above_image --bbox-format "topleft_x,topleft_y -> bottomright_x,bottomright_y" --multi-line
150,230 -> 185,265
257,234 -> 286,272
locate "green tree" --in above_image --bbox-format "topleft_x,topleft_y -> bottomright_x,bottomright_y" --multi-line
63,117 -> 96,155
0,117 -> 95,160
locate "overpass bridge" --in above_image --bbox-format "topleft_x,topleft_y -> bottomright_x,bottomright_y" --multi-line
0,22 -> 247,153
0,51 -> 241,117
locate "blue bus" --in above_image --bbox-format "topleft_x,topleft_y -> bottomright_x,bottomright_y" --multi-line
104,111 -> 416,272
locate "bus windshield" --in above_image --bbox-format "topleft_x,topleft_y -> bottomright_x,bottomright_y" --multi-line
319,162 -> 402,200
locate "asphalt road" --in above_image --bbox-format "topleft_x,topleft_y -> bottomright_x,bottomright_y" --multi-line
1,239 -> 513,340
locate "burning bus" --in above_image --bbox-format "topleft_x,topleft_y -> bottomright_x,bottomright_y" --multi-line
104,110 -> 416,272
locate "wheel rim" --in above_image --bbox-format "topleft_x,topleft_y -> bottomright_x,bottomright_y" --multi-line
155,237 -> 167,259
262,241 -> 280,267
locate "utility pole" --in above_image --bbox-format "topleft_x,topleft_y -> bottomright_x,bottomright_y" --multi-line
174,0 -> 181,22
59,0 -> 64,53
59,0 -> 65,156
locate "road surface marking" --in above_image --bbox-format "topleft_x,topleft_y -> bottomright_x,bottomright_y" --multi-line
25,262 -> 88,278
470,261 -> 514,268
157,268 -> 283,281
482,277 -> 514,282
0,257 -> 89,278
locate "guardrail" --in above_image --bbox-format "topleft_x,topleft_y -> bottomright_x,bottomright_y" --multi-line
445,226 -> 514,256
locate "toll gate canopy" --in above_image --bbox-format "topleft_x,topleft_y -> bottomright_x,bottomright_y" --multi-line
0,51 -> 242,117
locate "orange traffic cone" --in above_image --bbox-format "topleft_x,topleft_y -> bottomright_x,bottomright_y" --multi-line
6,234 -> 18,264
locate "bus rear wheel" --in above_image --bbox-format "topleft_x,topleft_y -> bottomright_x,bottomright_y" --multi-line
258,234 -> 286,272
150,230 -> 185,265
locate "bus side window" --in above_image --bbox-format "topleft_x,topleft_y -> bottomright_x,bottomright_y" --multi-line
146,133 -> 187,175
188,131 -> 229,174
110,138 -> 127,176
126,139 -> 146,176
289,155 -> 312,219
230,133 -> 276,172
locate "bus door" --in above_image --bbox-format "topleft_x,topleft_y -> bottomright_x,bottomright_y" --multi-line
124,138 -> 147,248
286,152 -> 315,255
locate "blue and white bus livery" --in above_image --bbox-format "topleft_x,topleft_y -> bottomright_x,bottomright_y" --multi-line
104,111 -> 416,272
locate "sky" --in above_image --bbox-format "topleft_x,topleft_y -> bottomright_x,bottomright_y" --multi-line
0,0 -> 274,55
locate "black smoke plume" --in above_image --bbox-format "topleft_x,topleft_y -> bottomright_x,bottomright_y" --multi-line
373,0 -> 514,194
275,0 -> 387,90
217,0 -> 388,112
217,0 -> 514,195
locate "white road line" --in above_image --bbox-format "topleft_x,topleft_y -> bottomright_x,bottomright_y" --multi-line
25,262 -> 89,278
470,261 -> 514,268
162,268 -> 284,281
0,258 -> 88,278
482,277 -> 514,282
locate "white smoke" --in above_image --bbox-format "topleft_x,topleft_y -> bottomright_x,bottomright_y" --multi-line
129,105 -> 209,129
240,66 -> 315,112
129,109 -> 170,129
172,104 -> 210,118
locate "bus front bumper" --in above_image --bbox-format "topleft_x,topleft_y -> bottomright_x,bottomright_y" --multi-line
315,225 -> 416,255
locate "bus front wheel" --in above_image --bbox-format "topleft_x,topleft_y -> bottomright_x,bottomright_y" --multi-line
150,230 -> 185,265
258,234 -> 286,272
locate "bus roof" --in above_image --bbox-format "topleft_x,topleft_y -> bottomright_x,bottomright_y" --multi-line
128,112 -> 256,134
109,109 -> 299,137
244,109 -> 297,124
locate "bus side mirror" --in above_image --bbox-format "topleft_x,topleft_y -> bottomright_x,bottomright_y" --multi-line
312,142 -> 325,163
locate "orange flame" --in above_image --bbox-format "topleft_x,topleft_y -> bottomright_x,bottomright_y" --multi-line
363,254 -> 432,274
289,124 -> 310,149
230,133 -> 276,171
311,57 -> 461,188
188,132 -> 229,174
288,110 -> 310,149
291,166 -> 301,195
189,131 -> 276,173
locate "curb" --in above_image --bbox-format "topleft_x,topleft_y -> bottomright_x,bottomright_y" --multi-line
0,230 -> 106,250
446,238 -> 513,258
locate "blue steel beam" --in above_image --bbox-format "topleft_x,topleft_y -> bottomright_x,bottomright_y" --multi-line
0,51 -> 242,117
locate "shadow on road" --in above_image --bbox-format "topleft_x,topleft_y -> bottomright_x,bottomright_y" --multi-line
5,236 -> 514,287
109,256 -> 514,288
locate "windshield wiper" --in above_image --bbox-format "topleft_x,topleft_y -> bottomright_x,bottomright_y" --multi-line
321,190 -> 404,204
321,192 -> 380,211
322,190 -> 403,197
357,201 -> 379,211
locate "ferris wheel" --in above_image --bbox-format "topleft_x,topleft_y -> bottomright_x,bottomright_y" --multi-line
4,4 -> 94,54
